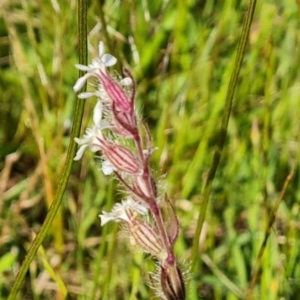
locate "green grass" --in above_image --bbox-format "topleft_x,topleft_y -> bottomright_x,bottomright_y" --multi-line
1,0 -> 300,299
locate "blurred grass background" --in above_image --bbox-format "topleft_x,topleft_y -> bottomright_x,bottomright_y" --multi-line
0,0 -> 300,299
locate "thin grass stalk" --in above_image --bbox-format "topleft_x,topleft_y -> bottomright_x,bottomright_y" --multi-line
91,218 -> 110,300
91,181 -> 117,300
201,254 -> 244,299
245,171 -> 294,300
95,0 -> 124,73
101,224 -> 119,300
7,1 -> 88,298
262,40 -> 274,213
95,0 -> 111,53
191,0 -> 257,272
6,2 -> 64,256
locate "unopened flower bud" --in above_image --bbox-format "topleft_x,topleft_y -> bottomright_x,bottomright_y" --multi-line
112,103 -> 138,137
129,219 -> 167,259
160,265 -> 186,300
99,138 -> 140,174
164,194 -> 179,246
134,175 -> 152,198
98,71 -> 132,111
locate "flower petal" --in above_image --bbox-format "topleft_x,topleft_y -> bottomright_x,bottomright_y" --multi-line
90,144 -> 102,152
93,101 -> 103,127
102,159 -> 116,175
74,144 -> 89,161
98,197 -> 148,227
78,92 -> 96,99
126,197 -> 148,215
101,54 -> 117,67
99,212 -> 116,226
75,64 -> 92,71
99,41 -> 105,57
73,73 -> 92,92
120,77 -> 133,86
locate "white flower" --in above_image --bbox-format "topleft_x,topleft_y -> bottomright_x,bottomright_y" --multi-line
73,127 -> 102,160
73,41 -> 117,92
74,101 -> 110,160
99,197 -> 148,226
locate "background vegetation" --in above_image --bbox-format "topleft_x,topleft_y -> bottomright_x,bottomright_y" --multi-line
1,0 -> 300,299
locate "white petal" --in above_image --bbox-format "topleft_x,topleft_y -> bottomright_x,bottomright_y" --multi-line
98,198 -> 148,227
78,92 -> 96,99
73,73 -> 92,92
101,54 -> 117,67
90,59 -> 101,69
99,41 -> 105,57
83,128 -> 96,139
126,197 -> 148,215
102,159 -> 116,175
120,77 -> 133,86
135,204 -> 148,215
90,144 -> 102,152
75,64 -> 92,71
93,101 -> 103,126
74,134 -> 89,145
74,144 -> 89,160
111,205 -> 130,222
99,212 -> 115,226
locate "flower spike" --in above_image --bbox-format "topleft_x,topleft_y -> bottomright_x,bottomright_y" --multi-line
74,41 -> 186,299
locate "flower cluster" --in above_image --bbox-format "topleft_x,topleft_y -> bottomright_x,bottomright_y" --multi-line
74,42 -> 185,299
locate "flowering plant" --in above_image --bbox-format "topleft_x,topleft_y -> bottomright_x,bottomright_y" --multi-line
74,42 -> 186,300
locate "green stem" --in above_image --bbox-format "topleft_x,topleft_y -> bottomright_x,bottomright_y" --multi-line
191,0 -> 257,272
7,1 -> 88,299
